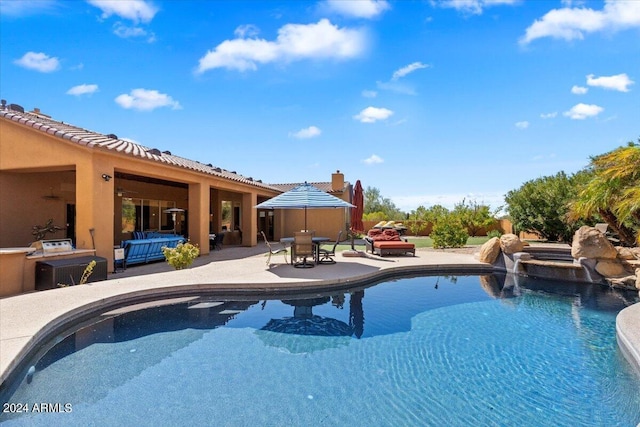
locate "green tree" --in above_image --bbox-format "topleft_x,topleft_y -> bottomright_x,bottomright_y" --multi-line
363,186 -> 403,219
407,205 -> 428,236
452,199 -> 497,236
423,205 -> 450,224
505,171 -> 584,242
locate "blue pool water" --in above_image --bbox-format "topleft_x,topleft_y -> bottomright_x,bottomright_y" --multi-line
1,274 -> 639,426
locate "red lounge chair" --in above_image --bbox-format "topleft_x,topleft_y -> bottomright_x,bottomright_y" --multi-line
365,228 -> 415,257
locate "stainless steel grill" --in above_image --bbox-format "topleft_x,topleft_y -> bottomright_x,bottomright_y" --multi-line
30,238 -> 74,255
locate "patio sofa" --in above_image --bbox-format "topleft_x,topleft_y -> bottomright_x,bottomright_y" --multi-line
119,234 -> 185,267
365,228 -> 415,257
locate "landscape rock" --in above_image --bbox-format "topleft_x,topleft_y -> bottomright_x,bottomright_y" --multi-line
571,226 -> 617,260
595,260 -> 630,278
636,268 -> 640,290
631,247 -> 640,260
616,246 -> 636,260
499,234 -> 524,255
607,275 -> 638,291
478,237 -> 501,263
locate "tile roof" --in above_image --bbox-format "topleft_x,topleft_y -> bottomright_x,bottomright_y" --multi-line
0,107 -> 279,191
270,181 -> 350,194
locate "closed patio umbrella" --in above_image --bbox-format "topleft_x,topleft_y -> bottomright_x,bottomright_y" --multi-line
255,182 -> 354,230
350,180 -> 364,250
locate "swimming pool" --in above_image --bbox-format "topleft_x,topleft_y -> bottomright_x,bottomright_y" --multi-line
1,273 -> 639,426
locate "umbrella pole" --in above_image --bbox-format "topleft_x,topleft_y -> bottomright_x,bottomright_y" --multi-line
351,230 -> 355,251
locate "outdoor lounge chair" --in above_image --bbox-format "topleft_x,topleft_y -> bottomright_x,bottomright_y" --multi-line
293,231 -> 315,268
260,231 -> 288,266
365,228 -> 415,257
318,230 -> 342,264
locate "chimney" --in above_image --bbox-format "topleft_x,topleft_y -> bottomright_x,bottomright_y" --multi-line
331,170 -> 344,192
30,107 -> 50,118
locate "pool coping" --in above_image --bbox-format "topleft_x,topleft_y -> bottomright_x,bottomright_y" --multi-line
1,248 -> 639,391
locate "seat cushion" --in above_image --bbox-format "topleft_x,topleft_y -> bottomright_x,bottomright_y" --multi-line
373,241 -> 415,249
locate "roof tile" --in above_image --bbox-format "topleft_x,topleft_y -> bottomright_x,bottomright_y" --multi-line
0,108 -> 279,191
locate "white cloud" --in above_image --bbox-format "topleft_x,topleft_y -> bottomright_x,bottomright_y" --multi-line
586,73 -> 634,92
324,0 -> 390,18
520,0 -> 640,44
290,126 -> 322,139
540,112 -> 558,119
66,84 -> 99,96
353,106 -> 394,123
376,80 -> 416,95
196,19 -> 367,73
13,51 -> 60,72
363,154 -> 384,164
115,88 -> 182,111
515,121 -> 529,129
571,85 -> 588,95
361,90 -> 377,98
563,103 -> 604,120
113,22 -> 155,41
87,0 -> 158,23
436,0 -> 519,15
234,24 -> 260,38
391,61 -> 430,81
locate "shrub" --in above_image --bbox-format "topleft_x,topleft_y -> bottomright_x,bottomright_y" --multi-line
431,218 -> 469,248
163,241 -> 200,270
486,229 -> 502,239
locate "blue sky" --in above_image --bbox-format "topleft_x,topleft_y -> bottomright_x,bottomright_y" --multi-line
1,0 -> 638,213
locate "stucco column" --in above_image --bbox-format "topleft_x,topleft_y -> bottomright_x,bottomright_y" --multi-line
242,192 -> 257,246
189,182 -> 210,255
211,189 -> 221,233
75,159 -> 115,271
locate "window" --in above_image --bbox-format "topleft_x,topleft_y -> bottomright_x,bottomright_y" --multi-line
122,198 -> 176,233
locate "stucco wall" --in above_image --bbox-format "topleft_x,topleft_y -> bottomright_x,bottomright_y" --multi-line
0,171 -> 75,247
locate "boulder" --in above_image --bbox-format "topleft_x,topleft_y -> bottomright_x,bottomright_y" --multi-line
636,268 -> 640,290
616,246 -> 636,260
478,237 -> 501,264
631,247 -> 640,260
595,260 -> 630,278
499,234 -> 524,255
607,275 -> 638,291
571,226 -> 617,260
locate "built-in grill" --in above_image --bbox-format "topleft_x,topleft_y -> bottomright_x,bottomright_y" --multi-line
29,238 -> 75,256
29,239 -> 108,289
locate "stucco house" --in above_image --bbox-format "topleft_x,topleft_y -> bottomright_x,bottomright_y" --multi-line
0,102 -> 353,295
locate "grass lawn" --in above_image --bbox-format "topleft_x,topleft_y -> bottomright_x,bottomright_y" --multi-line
335,236 -> 490,251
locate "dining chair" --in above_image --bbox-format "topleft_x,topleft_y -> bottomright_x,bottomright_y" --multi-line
293,231 -> 315,268
213,232 -> 224,250
260,231 -> 288,266
318,230 -> 342,264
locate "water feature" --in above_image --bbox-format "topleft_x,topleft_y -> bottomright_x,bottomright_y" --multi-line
1,274 -> 639,426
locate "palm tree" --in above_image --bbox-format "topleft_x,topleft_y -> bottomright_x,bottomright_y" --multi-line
571,141 -> 640,245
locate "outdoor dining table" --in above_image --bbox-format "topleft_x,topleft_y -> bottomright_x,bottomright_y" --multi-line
279,236 -> 330,265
